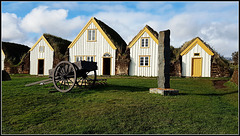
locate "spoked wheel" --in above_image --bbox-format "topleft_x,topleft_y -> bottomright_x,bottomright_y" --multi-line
52,61 -> 77,92
76,70 -> 96,89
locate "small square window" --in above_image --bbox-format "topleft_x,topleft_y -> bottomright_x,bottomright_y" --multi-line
139,56 -> 150,66
86,56 -> 94,62
88,29 -> 96,41
141,38 -> 149,48
39,46 -> 44,52
194,53 -> 200,56
140,57 -> 144,66
76,56 -> 83,62
145,57 -> 149,66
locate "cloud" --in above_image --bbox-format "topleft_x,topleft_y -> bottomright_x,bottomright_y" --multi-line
136,2 -> 173,14
94,11 -> 164,43
87,3 -> 238,57
199,22 -> 239,57
1,2 -> 238,57
1,13 -> 26,42
2,6 -> 88,47
20,6 -> 85,39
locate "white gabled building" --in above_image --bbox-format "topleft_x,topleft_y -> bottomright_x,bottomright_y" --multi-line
68,17 -> 127,76
180,37 -> 214,77
29,34 -> 71,75
29,35 -> 54,75
128,25 -> 159,77
1,49 -> 5,70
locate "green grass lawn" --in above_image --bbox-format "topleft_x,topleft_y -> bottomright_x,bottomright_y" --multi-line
2,74 -> 239,134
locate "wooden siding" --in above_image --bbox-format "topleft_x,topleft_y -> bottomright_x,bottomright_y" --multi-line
182,44 -> 212,77
129,32 -> 158,77
1,50 -> 5,70
69,22 -> 116,75
30,39 -> 54,75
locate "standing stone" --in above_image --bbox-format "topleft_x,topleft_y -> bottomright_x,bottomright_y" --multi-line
158,30 -> 170,88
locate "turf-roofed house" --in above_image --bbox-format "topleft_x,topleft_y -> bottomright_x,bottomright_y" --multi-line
68,17 -> 129,76
180,37 -> 230,77
29,34 -> 71,75
127,25 -> 159,77
2,42 -> 30,74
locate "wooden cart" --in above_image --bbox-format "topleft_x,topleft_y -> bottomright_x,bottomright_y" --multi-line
48,61 -> 98,92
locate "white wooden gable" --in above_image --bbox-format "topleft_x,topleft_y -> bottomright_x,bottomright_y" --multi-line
29,35 -> 54,75
68,17 -> 117,75
180,37 -> 214,77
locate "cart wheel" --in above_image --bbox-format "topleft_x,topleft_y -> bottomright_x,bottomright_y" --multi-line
53,61 -> 77,92
76,70 -> 96,88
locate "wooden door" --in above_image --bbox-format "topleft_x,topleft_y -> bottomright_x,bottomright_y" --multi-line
103,58 -> 110,75
192,58 -> 202,77
38,59 -> 44,75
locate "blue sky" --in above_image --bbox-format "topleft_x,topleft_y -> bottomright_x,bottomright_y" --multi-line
1,1 -> 239,57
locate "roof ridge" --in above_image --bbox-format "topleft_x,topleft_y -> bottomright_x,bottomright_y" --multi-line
93,17 -> 127,54
42,33 -> 71,49
128,25 -> 159,48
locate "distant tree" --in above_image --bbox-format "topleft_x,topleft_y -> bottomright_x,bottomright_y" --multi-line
232,51 -> 238,65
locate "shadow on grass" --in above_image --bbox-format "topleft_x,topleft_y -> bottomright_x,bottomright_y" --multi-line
179,90 -> 238,96
63,84 -> 150,95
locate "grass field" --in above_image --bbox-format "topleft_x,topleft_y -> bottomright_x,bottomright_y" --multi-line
1,74 -> 239,134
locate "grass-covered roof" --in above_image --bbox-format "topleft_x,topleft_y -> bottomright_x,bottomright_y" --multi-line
43,33 -> 71,55
128,25 -> 159,48
94,17 -> 127,54
145,25 -> 159,39
2,41 -> 30,65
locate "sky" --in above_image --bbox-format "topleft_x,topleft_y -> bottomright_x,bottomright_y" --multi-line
1,1 -> 239,58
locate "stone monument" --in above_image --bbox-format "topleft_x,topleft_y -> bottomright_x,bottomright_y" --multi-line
149,30 -> 179,95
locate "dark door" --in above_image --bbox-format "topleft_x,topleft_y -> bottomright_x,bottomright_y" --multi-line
103,58 -> 110,75
38,59 -> 44,75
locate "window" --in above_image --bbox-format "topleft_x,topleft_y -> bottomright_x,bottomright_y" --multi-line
75,56 -> 95,62
141,38 -> 149,48
88,29 -> 96,41
140,57 -> 144,66
139,56 -> 150,67
194,53 -> 200,56
39,46 -> 44,52
145,57 -> 149,66
86,56 -> 94,62
76,56 -> 83,62
103,53 -> 111,57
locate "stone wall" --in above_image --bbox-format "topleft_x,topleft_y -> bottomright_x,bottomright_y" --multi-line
170,60 -> 181,77
115,48 -> 130,75
4,61 -> 18,74
211,62 -> 230,77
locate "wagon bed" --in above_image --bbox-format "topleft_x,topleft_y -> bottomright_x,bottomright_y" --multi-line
25,61 -> 107,92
